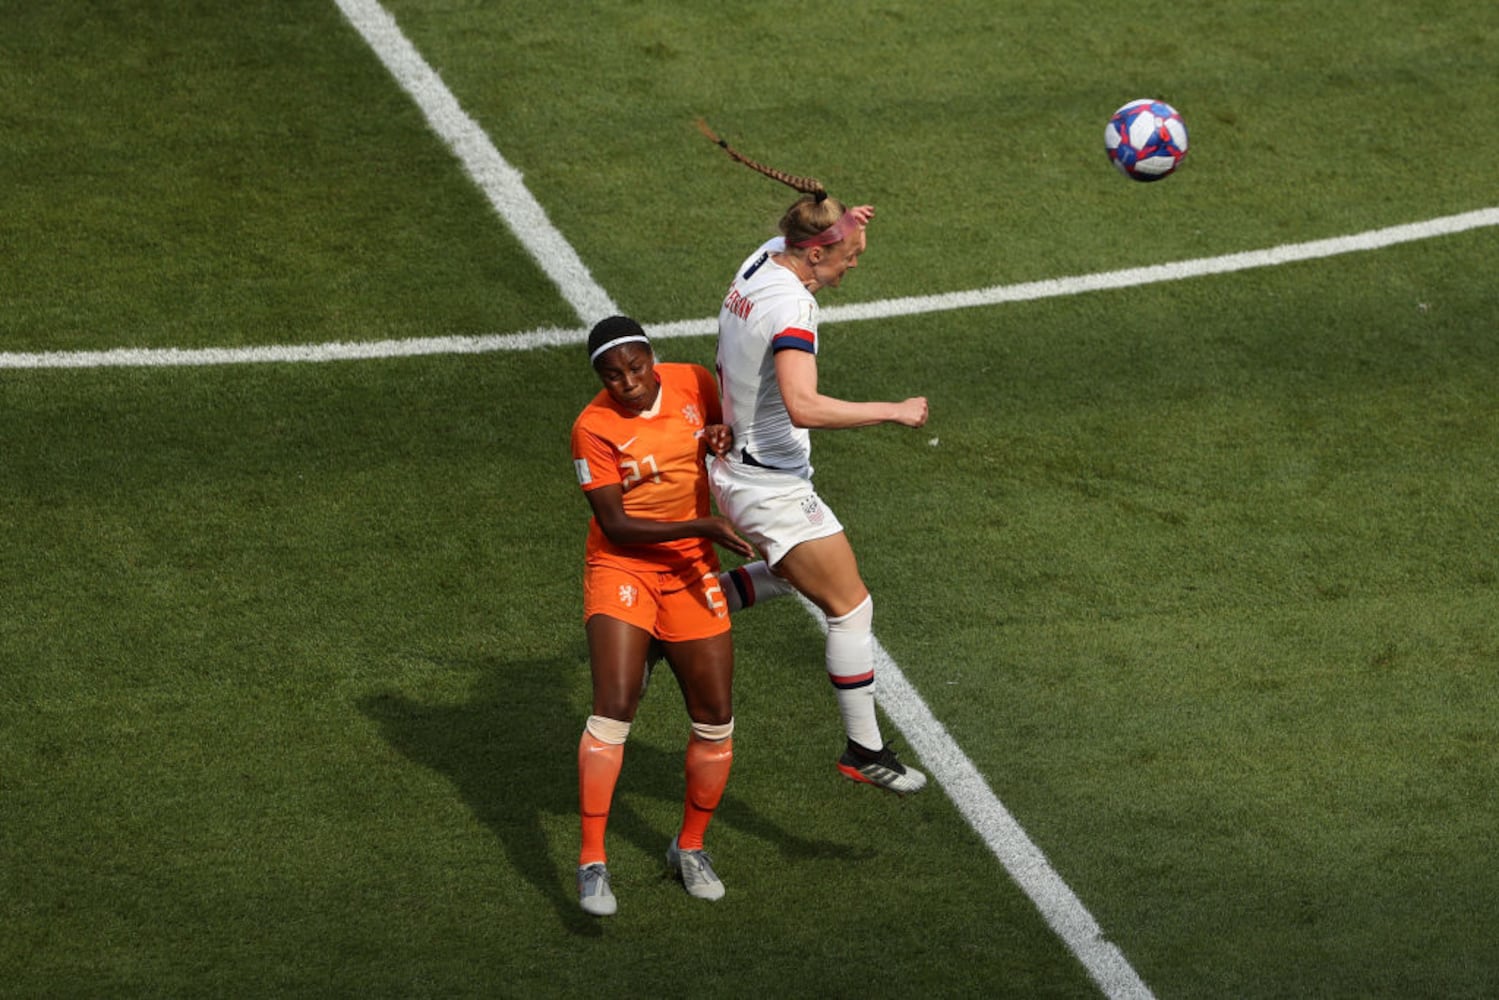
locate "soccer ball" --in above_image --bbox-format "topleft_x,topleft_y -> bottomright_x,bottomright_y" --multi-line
1104,99 -> 1188,182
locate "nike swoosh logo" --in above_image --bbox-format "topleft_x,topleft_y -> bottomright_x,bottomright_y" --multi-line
619,436 -> 637,451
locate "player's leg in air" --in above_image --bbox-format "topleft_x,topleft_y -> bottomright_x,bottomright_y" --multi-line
718,558 -> 796,613
772,531 -> 927,796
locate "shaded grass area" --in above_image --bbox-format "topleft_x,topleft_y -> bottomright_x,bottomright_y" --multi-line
0,351 -> 1095,997
4,231 -> 1495,994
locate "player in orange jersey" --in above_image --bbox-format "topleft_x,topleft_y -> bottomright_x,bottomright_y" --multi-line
570,315 -> 755,917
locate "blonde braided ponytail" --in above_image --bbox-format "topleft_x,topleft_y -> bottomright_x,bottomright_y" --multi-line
696,119 -> 828,203
696,119 -> 853,246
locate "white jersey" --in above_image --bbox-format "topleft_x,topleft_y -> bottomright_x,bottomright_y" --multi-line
715,237 -> 818,479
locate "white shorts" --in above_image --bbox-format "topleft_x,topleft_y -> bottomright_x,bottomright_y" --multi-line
708,456 -> 844,567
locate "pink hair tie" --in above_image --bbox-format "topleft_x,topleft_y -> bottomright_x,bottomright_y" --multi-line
789,204 -> 874,248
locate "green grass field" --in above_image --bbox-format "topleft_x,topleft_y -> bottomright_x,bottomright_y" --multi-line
3,1 -> 1498,997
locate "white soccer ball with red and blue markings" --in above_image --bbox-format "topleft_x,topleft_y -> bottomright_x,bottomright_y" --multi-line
1104,99 -> 1188,182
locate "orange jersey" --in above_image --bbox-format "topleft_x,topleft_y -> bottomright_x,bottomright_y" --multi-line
571,363 -> 723,574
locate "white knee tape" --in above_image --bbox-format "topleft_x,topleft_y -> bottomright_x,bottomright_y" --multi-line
827,594 -> 873,633
691,718 -> 734,742
586,715 -> 632,745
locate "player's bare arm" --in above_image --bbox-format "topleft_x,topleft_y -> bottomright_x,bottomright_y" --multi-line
586,485 -> 754,557
774,349 -> 928,429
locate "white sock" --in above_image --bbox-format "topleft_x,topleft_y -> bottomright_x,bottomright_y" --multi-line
719,560 -> 796,613
825,595 -> 882,751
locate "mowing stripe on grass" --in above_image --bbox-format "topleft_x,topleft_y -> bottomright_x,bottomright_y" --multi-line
330,0 -> 618,324
3,207 -> 1494,370
798,597 -> 1156,1000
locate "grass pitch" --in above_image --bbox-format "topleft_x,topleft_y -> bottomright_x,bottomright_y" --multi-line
3,1 -> 1498,997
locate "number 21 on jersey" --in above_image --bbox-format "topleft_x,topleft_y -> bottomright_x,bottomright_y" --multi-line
620,454 -> 659,489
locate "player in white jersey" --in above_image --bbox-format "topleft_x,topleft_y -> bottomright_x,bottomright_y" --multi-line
716,235 -> 820,478
702,122 -> 930,795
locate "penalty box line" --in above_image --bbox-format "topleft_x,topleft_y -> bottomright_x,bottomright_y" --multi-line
797,596 -> 1156,1000
331,0 -> 618,325
2,206 -> 1495,370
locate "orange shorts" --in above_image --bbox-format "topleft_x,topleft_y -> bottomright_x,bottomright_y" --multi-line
583,560 -> 730,642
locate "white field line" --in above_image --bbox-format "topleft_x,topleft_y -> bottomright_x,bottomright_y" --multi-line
799,597 -> 1155,1000
820,205 -> 1499,324
330,0 -> 618,324
3,207 -> 1495,370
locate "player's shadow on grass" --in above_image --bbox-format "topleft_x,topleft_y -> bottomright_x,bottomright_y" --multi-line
358,651 -> 862,934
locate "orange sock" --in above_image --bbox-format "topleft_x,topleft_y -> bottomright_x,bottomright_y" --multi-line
577,731 -> 625,866
677,736 -> 733,852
